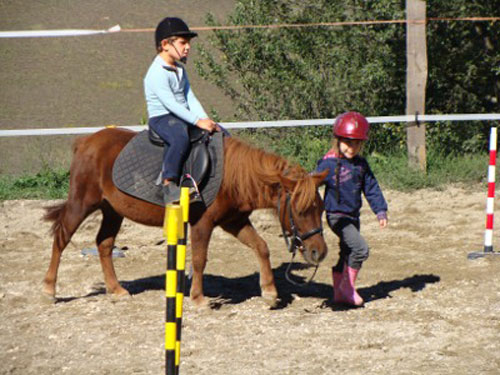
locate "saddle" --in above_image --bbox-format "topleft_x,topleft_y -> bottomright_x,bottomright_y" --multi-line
112,127 -> 224,207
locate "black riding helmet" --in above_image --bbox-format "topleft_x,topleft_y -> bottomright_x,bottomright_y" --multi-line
155,17 -> 198,49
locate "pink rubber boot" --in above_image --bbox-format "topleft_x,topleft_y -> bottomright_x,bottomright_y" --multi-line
337,264 -> 364,307
332,268 -> 343,303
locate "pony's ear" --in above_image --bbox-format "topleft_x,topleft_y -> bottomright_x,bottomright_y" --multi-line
311,169 -> 329,187
279,175 -> 297,192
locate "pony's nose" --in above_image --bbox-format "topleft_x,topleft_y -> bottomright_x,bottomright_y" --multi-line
310,248 -> 326,264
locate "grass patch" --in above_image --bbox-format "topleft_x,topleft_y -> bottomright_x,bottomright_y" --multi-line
0,168 -> 69,200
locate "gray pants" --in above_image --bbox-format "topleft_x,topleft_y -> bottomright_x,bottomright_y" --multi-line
326,213 -> 369,271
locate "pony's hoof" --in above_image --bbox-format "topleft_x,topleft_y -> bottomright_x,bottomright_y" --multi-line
42,282 -> 56,296
262,291 -> 278,308
115,290 -> 131,298
42,283 -> 56,301
191,295 -> 210,309
40,292 -> 57,305
110,287 -> 131,298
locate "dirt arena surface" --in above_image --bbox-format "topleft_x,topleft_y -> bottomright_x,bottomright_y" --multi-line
1,186 -> 499,374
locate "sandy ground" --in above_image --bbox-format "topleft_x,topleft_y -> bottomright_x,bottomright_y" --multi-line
1,186 -> 499,374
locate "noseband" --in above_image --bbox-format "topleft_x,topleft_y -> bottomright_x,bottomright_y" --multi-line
277,187 -> 323,286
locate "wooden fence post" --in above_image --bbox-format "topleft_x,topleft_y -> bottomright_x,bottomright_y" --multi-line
406,0 -> 428,171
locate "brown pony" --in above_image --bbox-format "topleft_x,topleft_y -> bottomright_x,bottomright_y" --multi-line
43,128 -> 328,307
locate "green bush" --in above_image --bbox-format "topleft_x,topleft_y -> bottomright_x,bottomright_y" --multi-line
197,0 -> 499,155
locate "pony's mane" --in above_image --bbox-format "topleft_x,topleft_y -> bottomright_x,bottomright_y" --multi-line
291,173 -> 318,214
223,137 -> 317,212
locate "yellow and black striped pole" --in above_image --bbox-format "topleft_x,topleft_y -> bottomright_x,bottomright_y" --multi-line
164,204 -> 182,375
175,187 -> 190,375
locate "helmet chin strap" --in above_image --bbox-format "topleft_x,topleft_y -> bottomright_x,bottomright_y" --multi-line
169,40 -> 187,64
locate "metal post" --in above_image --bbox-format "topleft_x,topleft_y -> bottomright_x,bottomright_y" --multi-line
175,187 -> 190,375
165,205 -> 181,374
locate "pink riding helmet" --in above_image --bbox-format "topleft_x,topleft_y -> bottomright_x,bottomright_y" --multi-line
333,112 -> 370,140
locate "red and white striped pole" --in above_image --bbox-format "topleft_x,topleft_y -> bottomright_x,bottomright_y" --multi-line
484,127 -> 497,253
469,127 -> 500,259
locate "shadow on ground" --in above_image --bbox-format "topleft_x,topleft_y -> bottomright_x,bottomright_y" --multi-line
95,263 -> 440,310
54,263 -> 440,309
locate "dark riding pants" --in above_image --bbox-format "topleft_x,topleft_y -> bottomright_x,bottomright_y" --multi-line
148,113 -> 190,181
326,213 -> 369,271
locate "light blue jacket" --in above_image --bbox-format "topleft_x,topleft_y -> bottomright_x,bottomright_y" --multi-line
143,55 -> 208,125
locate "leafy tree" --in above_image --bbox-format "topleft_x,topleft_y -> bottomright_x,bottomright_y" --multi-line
196,0 -> 499,169
426,1 -> 500,154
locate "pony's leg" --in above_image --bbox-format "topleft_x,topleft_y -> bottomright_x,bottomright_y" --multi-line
189,219 -> 214,307
96,203 -> 127,296
221,218 -> 278,307
43,201 -> 96,297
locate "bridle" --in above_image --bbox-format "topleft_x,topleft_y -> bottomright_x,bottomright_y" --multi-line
277,186 -> 323,286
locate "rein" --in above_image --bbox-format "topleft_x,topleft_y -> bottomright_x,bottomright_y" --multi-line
277,187 -> 323,286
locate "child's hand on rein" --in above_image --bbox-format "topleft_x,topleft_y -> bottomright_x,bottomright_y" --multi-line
379,218 -> 388,229
196,118 -> 218,133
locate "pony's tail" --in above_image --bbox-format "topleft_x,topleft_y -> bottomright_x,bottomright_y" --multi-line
43,202 -> 68,248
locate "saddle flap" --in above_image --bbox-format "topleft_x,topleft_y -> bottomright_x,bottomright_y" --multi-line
183,142 -> 210,184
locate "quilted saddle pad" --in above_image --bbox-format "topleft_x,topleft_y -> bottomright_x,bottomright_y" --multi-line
112,130 -> 224,207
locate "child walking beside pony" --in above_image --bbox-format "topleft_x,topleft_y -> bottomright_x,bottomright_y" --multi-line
316,112 -> 388,307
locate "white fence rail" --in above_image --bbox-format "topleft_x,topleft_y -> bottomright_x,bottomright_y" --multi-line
0,113 -> 499,137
